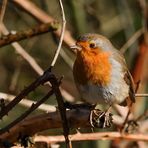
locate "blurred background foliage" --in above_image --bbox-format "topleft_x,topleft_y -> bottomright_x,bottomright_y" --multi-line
0,0 -> 147,147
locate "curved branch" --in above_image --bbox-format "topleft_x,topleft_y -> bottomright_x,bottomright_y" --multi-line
51,0 -> 66,67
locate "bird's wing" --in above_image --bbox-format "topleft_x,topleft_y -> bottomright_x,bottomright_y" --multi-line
112,49 -> 135,105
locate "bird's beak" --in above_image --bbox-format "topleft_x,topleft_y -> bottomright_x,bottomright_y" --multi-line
70,45 -> 82,52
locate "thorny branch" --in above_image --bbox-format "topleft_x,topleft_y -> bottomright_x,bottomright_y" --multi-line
0,68 -> 54,119
0,92 -> 56,112
0,90 -> 54,134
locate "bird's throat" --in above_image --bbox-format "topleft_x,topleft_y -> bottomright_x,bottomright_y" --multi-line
74,51 -> 111,86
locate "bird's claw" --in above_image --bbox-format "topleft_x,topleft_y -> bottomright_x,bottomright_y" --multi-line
90,109 -> 113,128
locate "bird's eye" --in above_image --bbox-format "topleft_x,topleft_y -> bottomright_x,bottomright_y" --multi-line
89,42 -> 96,48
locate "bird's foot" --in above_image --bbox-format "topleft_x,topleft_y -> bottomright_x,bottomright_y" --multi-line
90,109 -> 113,128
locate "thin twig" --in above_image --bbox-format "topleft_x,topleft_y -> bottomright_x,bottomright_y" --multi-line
0,92 -> 56,112
135,93 -> 148,97
51,0 -> 66,67
120,28 -> 143,53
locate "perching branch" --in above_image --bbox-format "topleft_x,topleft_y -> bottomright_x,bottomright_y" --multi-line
0,107 -> 147,143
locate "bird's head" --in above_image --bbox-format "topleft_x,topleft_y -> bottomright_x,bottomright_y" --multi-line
71,33 -> 113,55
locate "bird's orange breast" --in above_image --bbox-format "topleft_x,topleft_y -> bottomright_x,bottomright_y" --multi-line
73,50 -> 111,86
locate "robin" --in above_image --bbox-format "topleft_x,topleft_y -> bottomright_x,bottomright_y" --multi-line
71,33 -> 135,127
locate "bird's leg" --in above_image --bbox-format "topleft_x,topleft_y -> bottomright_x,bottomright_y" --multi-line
99,105 -> 112,128
89,105 -> 113,128
89,104 -> 97,128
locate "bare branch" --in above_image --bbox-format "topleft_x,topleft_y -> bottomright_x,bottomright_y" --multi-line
34,132 -> 148,143
0,22 -> 59,48
0,68 -> 56,119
